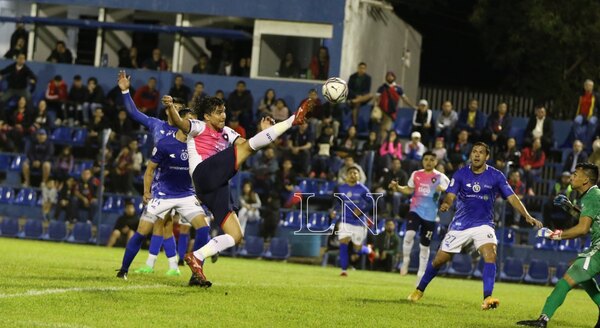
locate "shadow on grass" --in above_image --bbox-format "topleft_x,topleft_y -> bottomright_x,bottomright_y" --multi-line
351,298 -> 447,308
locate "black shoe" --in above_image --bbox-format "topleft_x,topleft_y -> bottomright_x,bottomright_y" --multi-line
517,316 -> 548,327
178,259 -> 184,266
188,274 -> 212,288
116,270 -> 128,280
211,253 -> 219,264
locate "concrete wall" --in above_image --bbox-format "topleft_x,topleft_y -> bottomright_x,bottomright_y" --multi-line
340,0 -> 421,102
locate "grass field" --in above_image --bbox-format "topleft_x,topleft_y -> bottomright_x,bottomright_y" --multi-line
0,239 -> 596,328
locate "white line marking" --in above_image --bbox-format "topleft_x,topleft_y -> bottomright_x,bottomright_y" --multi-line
0,284 -> 166,299
9,320 -> 92,328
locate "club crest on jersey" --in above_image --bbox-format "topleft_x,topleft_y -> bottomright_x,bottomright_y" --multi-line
346,191 -> 353,197
180,150 -> 188,161
223,134 -> 229,141
152,147 -> 157,156
472,182 -> 481,193
431,177 -> 437,183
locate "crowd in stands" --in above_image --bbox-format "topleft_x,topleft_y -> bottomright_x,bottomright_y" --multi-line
1,25 -> 600,270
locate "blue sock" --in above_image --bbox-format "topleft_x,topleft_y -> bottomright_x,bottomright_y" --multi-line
163,236 -> 177,258
340,243 -> 349,271
482,262 -> 496,299
148,235 -> 164,256
193,226 -> 211,251
417,261 -> 439,292
178,233 -> 190,259
120,232 -> 145,272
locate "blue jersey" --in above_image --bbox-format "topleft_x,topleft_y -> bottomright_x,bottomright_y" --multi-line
122,90 -> 177,144
150,134 -> 195,199
446,165 -> 514,231
335,183 -> 373,226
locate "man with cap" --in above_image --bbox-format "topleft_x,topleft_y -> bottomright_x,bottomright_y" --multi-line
374,71 -> 416,132
404,131 -> 427,173
412,99 -> 433,147
543,171 -> 578,230
22,129 -> 53,186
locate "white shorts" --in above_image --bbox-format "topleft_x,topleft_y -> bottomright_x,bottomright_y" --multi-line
337,222 -> 368,245
142,196 -> 205,225
440,225 -> 497,253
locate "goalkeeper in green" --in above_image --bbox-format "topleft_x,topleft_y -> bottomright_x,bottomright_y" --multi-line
518,162 -> 600,327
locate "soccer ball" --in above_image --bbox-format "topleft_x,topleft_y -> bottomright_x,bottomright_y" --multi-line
322,77 -> 348,104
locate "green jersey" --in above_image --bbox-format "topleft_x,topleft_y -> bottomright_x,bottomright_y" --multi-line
579,185 -> 600,257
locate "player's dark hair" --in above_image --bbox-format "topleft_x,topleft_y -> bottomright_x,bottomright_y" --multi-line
346,165 -> 360,174
471,142 -> 490,155
575,163 -> 599,184
193,96 -> 224,118
423,150 -> 436,159
358,62 -> 367,67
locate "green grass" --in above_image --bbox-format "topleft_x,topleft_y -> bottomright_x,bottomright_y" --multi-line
0,239 -> 596,328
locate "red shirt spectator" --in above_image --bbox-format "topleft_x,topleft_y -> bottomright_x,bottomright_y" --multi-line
45,75 -> 68,102
133,77 -> 159,115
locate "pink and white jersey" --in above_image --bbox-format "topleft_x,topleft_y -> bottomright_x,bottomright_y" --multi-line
407,169 -> 450,222
186,119 -> 240,173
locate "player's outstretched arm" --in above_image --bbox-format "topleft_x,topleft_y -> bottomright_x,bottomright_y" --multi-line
506,194 -> 542,228
439,193 -> 456,212
164,95 -> 191,134
388,180 -> 413,195
539,216 -> 592,240
143,161 -> 158,205
118,70 -> 152,127
553,194 -> 581,217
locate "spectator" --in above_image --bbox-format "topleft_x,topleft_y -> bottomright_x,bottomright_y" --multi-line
373,219 -> 400,272
379,130 -> 403,173
435,100 -> 458,142
133,77 -> 159,117
455,99 -> 486,142
311,125 -> 337,179
347,62 -> 373,125
82,77 -> 105,124
483,102 -> 512,150
107,200 -> 139,247
44,75 -> 68,117
589,139 -> 600,167
519,137 -> 546,194
72,169 -> 99,223
9,96 -> 33,150
128,139 -> 143,178
214,89 -> 225,100
142,48 -> 168,71
46,41 -> 73,64
227,116 -> 246,139
188,82 -> 207,108
250,147 -> 278,198
0,110 -> 11,151
258,88 -> 277,118
118,46 -> 139,69
226,80 -> 254,130
374,71 -> 415,132
0,52 -> 36,102
41,179 -> 58,221
431,137 -> 448,167
192,54 -> 212,74
447,129 -> 471,173
271,98 -> 290,123
361,130 -> 380,154
524,105 -> 554,152
54,146 -> 74,182
216,57 -> 234,76
412,99 -> 433,147
22,129 -> 53,186
4,36 -> 25,60
309,46 -> 329,80
238,181 -> 262,233
337,157 -> 366,184
66,75 -> 87,126
53,177 -> 76,221
494,137 -> 521,172
277,158 -> 300,208
573,79 -> 599,149
336,125 -> 359,159
31,100 -> 52,133
169,74 -> 191,104
110,109 -> 134,146
543,171 -> 577,230
300,88 -> 328,137
494,170 -> 526,227
10,23 -> 28,53
374,158 -> 408,218
86,107 -> 109,153
562,140 -> 588,173
404,131 -> 426,170
235,57 -> 250,77
288,122 -> 314,175
111,144 -> 135,194
278,52 -> 300,78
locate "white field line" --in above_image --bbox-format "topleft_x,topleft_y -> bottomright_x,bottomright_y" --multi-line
0,284 -> 167,299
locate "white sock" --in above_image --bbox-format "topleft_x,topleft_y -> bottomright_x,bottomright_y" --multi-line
167,256 -> 178,270
248,116 -> 294,150
416,244 -> 430,286
146,254 -> 157,268
402,230 -> 416,272
192,234 -> 235,261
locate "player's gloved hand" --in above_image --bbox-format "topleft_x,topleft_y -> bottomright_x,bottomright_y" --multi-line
553,194 -> 573,212
537,227 -> 563,240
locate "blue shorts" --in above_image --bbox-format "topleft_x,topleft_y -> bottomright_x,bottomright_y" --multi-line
192,146 -> 239,227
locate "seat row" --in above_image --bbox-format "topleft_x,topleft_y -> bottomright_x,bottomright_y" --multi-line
0,217 -> 112,245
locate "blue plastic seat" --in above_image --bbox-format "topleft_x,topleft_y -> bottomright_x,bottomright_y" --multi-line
50,127 -> 74,144
0,186 -> 15,205
68,222 -> 93,243
282,211 -> 302,230
499,257 -> 524,282
238,236 -> 264,258
534,236 -> 557,250
14,188 -> 38,206
263,237 -> 290,260
307,212 -> 332,231
524,259 -> 550,284
558,238 -> 581,252
22,219 -> 43,239
95,224 -> 113,245
45,221 -> 67,241
0,217 -> 19,237
9,154 -> 26,171
72,128 -> 88,146
472,258 -> 486,279
448,253 -> 473,277
0,153 -> 13,171
551,262 -> 569,285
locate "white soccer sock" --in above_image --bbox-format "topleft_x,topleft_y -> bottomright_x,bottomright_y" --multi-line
416,244 -> 430,286
402,230 -> 416,273
248,116 -> 294,150
192,234 -> 235,261
146,254 -> 158,269
167,256 -> 178,270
